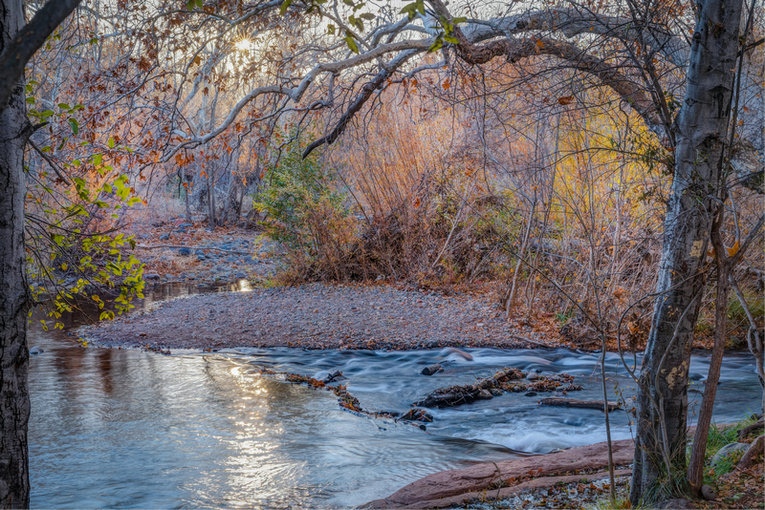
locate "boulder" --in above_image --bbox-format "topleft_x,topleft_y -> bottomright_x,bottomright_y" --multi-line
177,247 -> 191,256
711,442 -> 750,468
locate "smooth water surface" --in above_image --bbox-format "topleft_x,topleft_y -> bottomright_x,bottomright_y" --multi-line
28,285 -> 762,508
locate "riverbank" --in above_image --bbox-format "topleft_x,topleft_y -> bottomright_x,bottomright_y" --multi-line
81,282 -> 567,351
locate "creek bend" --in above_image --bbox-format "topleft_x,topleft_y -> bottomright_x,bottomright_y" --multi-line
28,285 -> 761,508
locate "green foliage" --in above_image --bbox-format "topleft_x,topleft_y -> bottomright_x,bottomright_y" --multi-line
702,416 -> 758,484
555,309 -> 573,325
25,84 -> 145,329
254,137 -> 357,279
727,291 -> 764,327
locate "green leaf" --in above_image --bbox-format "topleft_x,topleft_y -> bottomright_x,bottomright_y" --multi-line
68,117 -> 79,135
428,35 -> 444,52
280,0 -> 293,15
58,103 -> 70,110
107,136 -> 116,149
344,32 -> 359,53
327,24 -> 335,35
359,12 -> 375,20
399,3 -> 417,19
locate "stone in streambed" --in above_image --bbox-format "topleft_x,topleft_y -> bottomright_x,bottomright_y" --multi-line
421,364 -> 443,376
322,370 -> 343,384
476,389 -> 493,400
398,408 -> 433,422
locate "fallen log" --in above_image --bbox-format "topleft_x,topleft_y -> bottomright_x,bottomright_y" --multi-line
735,434 -> 764,471
364,439 -> 635,508
539,398 -> 620,412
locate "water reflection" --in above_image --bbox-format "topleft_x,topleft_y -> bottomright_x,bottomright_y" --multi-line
26,283 -> 763,508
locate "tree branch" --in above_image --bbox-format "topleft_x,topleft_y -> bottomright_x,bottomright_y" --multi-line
0,0 -> 81,107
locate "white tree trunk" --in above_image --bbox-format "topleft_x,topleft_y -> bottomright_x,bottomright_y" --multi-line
0,0 -> 31,506
630,0 -> 744,503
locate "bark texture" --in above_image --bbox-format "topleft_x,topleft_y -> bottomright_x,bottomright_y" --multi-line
629,0 -> 743,504
0,0 -> 30,506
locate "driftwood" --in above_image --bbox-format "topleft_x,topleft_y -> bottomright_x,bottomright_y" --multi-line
737,418 -> 764,440
735,434 -> 764,471
539,398 -> 620,412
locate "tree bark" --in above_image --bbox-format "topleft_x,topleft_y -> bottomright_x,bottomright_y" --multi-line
0,0 -> 31,506
629,0 -> 743,504
687,228 -> 730,493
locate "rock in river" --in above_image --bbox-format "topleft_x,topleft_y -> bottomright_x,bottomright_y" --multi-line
421,364 -> 443,376
398,408 -> 433,422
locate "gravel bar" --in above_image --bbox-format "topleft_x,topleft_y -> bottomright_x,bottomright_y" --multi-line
80,283 -> 556,351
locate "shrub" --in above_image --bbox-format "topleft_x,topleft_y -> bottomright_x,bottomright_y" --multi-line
254,139 -> 359,281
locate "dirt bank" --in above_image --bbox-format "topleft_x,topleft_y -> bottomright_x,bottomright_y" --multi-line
80,283 -> 568,351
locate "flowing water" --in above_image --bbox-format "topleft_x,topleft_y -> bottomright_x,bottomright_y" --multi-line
28,284 -> 762,508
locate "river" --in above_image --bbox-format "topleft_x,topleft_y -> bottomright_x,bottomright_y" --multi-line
27,284 -> 762,508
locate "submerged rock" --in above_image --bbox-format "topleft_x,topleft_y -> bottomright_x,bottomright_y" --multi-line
476,389 -> 493,400
322,370 -> 343,384
421,364 -> 443,376
413,367 -> 524,408
398,408 -> 433,422
539,398 -> 619,412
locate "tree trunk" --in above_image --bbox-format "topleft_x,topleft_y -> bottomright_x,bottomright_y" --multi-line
687,246 -> 730,493
629,0 -> 743,504
0,0 -> 31,506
